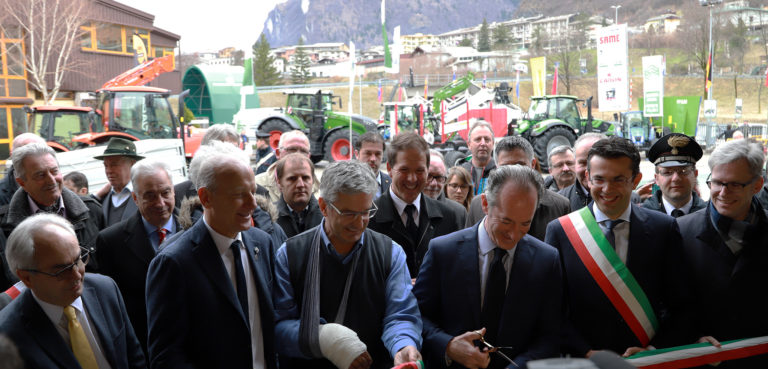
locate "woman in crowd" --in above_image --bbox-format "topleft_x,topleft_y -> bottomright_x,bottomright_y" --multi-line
444,166 -> 473,212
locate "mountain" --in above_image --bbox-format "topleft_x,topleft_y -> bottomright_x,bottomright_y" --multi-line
262,0 -> 520,49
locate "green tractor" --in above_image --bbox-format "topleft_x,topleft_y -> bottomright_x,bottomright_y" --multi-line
254,89 -> 379,162
515,95 -> 616,171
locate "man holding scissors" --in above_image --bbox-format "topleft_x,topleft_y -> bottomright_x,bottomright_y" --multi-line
414,165 -> 563,368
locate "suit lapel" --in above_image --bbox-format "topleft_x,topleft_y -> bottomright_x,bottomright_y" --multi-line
82,282 -> 117,367
20,291 -> 81,368
190,222 -> 245,323
462,225 -> 482,326
242,230 -> 273,324
124,213 -> 155,266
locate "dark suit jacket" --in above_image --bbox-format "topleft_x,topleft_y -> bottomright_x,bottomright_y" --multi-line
642,190 -> 707,215
466,189 -> 571,241
145,219 -> 277,369
544,204 -> 694,356
436,192 -> 467,227
677,205 -> 768,367
95,211 -> 180,355
0,274 -> 146,369
558,181 -> 591,212
414,224 -> 562,368
368,193 -> 464,278
102,190 -> 139,226
379,171 -> 392,196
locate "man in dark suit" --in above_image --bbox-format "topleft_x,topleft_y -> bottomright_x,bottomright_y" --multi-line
354,131 -> 390,198
545,137 -> 694,358
368,132 -> 464,278
415,165 -> 562,369
642,134 -> 707,217
146,153 -> 277,369
94,138 -> 143,227
466,136 -> 570,241
0,213 -> 145,369
275,153 -> 323,238
95,158 -> 179,355
558,133 -> 606,211
678,139 -> 768,367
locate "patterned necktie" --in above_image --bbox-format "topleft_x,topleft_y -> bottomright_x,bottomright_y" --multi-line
604,219 -> 625,249
157,228 -> 167,245
230,240 -> 250,325
482,248 -> 507,343
404,204 -> 419,243
671,209 -> 685,218
63,306 -> 98,369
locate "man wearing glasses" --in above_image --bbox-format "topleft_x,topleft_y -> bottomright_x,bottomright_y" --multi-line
273,160 -> 422,369
255,130 -> 317,202
423,150 -> 467,221
0,213 -> 146,368
642,134 -> 706,217
275,153 -> 323,238
545,137 -> 694,358
414,165 -> 562,369
676,139 -> 768,367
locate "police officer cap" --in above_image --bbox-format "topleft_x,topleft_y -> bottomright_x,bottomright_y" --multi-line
255,130 -> 270,139
647,133 -> 703,167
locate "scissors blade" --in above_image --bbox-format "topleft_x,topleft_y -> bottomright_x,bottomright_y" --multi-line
493,350 -> 519,368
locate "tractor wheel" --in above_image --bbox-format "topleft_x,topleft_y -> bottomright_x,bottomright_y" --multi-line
533,126 -> 577,172
324,130 -> 359,163
260,119 -> 291,149
444,150 -> 466,169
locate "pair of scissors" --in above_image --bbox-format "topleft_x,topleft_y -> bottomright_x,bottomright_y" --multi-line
474,330 -> 518,367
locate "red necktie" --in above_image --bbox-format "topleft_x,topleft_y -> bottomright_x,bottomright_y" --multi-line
157,228 -> 167,244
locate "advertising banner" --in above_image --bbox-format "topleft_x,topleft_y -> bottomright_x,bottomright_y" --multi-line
530,56 -> 547,97
597,24 -> 629,111
642,55 -> 664,117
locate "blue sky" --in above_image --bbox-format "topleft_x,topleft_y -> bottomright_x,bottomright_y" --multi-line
121,0 -> 283,53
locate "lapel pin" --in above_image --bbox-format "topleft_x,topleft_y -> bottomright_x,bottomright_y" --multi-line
253,247 -> 259,261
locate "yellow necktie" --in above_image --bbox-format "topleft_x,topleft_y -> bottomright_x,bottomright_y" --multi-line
64,306 -> 99,369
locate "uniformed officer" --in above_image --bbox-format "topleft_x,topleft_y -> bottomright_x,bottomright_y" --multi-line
643,133 -> 706,217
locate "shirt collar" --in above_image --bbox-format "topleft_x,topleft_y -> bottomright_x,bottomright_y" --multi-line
27,193 -> 65,215
477,218 -> 518,258
112,182 -> 133,194
389,188 -> 421,216
141,215 -> 176,236
203,217 -> 243,255
662,195 -> 693,216
33,292 -> 84,328
593,202 -> 632,224
319,218 -> 364,264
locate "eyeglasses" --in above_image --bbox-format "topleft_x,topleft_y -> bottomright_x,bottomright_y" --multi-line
706,175 -> 757,191
327,201 -> 378,220
588,176 -> 634,187
447,183 -> 469,190
427,175 -> 447,184
21,247 -> 90,280
657,167 -> 693,177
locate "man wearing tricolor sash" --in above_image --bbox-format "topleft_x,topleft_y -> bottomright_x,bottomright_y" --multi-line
545,137 -> 695,358
677,139 -> 768,368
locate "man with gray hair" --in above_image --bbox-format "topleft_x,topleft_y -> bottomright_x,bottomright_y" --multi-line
94,158 -> 179,355
414,165 -> 562,369
558,133 -> 607,211
0,143 -> 102,255
460,120 -> 496,196
0,213 -> 146,369
544,145 -> 576,191
200,124 -> 241,146
465,136 -> 571,241
0,133 -> 45,207
274,160 -> 423,369
94,137 -> 145,227
424,150 -> 468,222
676,139 -> 768,366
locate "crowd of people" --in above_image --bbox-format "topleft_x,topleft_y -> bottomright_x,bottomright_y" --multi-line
0,121 -> 766,369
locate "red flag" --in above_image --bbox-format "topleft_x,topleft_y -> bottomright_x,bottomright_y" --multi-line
552,62 -> 559,95
705,53 -> 712,92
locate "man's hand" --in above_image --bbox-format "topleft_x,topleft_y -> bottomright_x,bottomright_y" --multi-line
446,329 -> 491,369
697,336 -> 722,348
348,351 -> 372,369
636,182 -> 654,201
622,345 -> 654,358
394,345 -> 421,365
94,182 -> 111,201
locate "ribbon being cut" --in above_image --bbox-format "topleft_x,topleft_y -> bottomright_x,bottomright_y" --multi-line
625,336 -> 768,368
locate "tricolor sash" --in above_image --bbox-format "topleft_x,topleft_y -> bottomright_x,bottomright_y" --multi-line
626,336 -> 768,368
559,207 -> 658,346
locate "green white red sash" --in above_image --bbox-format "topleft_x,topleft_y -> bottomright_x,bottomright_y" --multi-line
559,207 -> 658,346
626,336 -> 768,368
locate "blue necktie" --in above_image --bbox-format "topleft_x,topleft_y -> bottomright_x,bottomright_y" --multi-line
604,219 -> 624,249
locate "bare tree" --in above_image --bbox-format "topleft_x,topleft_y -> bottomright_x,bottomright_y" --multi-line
0,0 -> 90,104
678,2 -> 712,96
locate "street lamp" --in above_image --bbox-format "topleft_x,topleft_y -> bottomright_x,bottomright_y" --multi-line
611,5 -> 622,25
700,0 -> 723,148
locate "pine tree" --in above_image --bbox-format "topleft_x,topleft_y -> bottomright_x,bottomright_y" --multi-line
477,18 -> 491,52
291,37 -> 312,84
252,34 -> 280,86
492,24 -> 510,50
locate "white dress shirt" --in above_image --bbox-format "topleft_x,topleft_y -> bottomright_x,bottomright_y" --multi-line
33,294 -> 113,369
390,188 -> 421,227
592,203 -> 632,263
661,196 -> 693,216
203,219 -> 266,369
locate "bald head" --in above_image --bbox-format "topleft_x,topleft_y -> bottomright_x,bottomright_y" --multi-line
12,133 -> 45,152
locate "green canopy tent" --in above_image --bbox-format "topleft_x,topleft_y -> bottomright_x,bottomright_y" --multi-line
182,64 -> 259,124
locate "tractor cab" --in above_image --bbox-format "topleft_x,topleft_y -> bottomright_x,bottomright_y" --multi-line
526,96 -> 582,128
98,86 -> 177,140
26,106 -> 101,151
285,92 -> 341,126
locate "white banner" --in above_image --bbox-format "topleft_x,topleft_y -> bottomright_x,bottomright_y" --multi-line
597,24 -> 629,111
642,55 -> 664,117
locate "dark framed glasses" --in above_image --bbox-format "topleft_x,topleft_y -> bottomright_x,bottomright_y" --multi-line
21,247 -> 90,280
